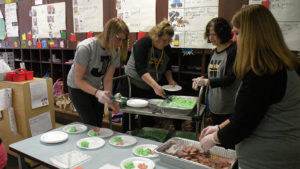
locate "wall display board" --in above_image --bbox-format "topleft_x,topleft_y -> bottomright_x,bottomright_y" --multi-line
249,0 -> 300,51
73,0 -> 103,33
116,0 -> 156,32
168,0 -> 218,49
5,2 -> 18,37
31,2 -> 66,38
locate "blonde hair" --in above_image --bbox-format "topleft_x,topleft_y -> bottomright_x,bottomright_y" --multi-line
148,19 -> 174,41
96,18 -> 129,61
232,4 -> 300,79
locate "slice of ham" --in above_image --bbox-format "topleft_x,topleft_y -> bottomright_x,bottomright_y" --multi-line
138,163 -> 148,169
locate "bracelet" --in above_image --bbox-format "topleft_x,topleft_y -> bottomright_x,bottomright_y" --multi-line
94,89 -> 98,96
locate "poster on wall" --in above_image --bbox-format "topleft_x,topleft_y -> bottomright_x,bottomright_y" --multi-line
168,0 -> 218,49
31,2 -> 66,39
249,0 -> 300,51
5,3 -> 18,37
30,79 -> 49,109
73,0 -> 103,33
116,0 -> 156,32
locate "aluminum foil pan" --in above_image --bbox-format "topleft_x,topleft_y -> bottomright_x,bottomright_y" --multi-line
155,137 -> 236,169
149,96 -> 198,115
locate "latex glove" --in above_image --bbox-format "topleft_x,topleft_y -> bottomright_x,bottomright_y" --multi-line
192,76 -> 209,86
95,90 -> 112,104
108,102 -> 120,115
199,125 -> 219,139
153,85 -> 166,98
200,132 -> 218,152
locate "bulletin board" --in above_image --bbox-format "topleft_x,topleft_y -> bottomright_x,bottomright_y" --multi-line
0,0 -> 279,51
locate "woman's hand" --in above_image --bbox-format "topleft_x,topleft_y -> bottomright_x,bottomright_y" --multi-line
153,85 -> 166,98
169,80 -> 178,86
199,125 -> 219,140
95,90 -> 112,104
200,132 -> 219,152
108,102 -> 120,115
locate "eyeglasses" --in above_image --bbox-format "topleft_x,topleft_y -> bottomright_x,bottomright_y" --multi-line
115,34 -> 127,42
161,37 -> 173,43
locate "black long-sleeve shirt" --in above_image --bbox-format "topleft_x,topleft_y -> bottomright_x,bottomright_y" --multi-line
133,36 -> 174,77
218,69 -> 287,148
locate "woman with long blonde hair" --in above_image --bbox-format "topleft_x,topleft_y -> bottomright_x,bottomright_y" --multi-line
199,5 -> 300,169
67,18 -> 129,127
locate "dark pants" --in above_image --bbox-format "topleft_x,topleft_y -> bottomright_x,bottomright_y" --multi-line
69,87 -> 104,127
121,78 -> 160,133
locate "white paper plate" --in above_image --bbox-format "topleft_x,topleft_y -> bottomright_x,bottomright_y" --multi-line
126,99 -> 149,108
87,128 -> 114,138
120,157 -> 155,169
40,131 -> 68,144
109,135 -> 137,147
162,85 -> 182,92
76,137 -> 105,149
62,124 -> 88,134
132,144 -> 158,158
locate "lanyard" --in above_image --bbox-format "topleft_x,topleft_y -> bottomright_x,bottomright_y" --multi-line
152,46 -> 164,81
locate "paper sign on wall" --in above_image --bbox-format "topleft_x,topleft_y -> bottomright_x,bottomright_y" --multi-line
29,111 -> 52,136
30,79 -> 49,109
0,88 -> 12,111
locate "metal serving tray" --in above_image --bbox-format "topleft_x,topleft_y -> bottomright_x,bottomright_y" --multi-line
149,96 -> 198,115
155,137 -> 236,169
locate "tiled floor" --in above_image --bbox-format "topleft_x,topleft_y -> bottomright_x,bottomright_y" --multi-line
5,123 -> 63,169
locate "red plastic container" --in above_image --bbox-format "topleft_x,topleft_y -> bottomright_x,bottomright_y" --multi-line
6,68 -> 34,82
6,72 -> 14,81
25,71 -> 34,80
13,69 -> 25,82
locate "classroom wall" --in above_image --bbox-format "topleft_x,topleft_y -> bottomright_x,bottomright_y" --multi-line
0,0 -> 249,50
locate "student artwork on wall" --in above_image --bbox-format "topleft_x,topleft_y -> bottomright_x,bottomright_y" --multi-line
168,0 -> 218,49
73,0 -> 103,33
249,0 -> 300,51
5,3 -> 18,37
117,0 -> 156,32
31,2 -> 66,39
30,79 -> 49,109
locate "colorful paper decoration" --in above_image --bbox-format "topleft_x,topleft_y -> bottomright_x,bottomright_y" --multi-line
27,32 -> 32,39
60,40 -> 64,48
49,40 -> 54,47
61,31 -> 66,39
70,34 -> 76,42
54,40 -> 59,47
262,0 -> 269,9
21,41 -> 26,48
22,33 -> 26,40
138,32 -> 147,40
182,48 -> 193,56
28,40 -> 32,47
2,41 -> 5,47
37,41 -> 42,48
14,41 -> 18,47
87,32 -> 93,39
42,40 -> 47,48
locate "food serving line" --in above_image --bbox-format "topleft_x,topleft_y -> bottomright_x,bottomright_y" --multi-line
9,122 -> 235,169
9,122 -> 182,169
